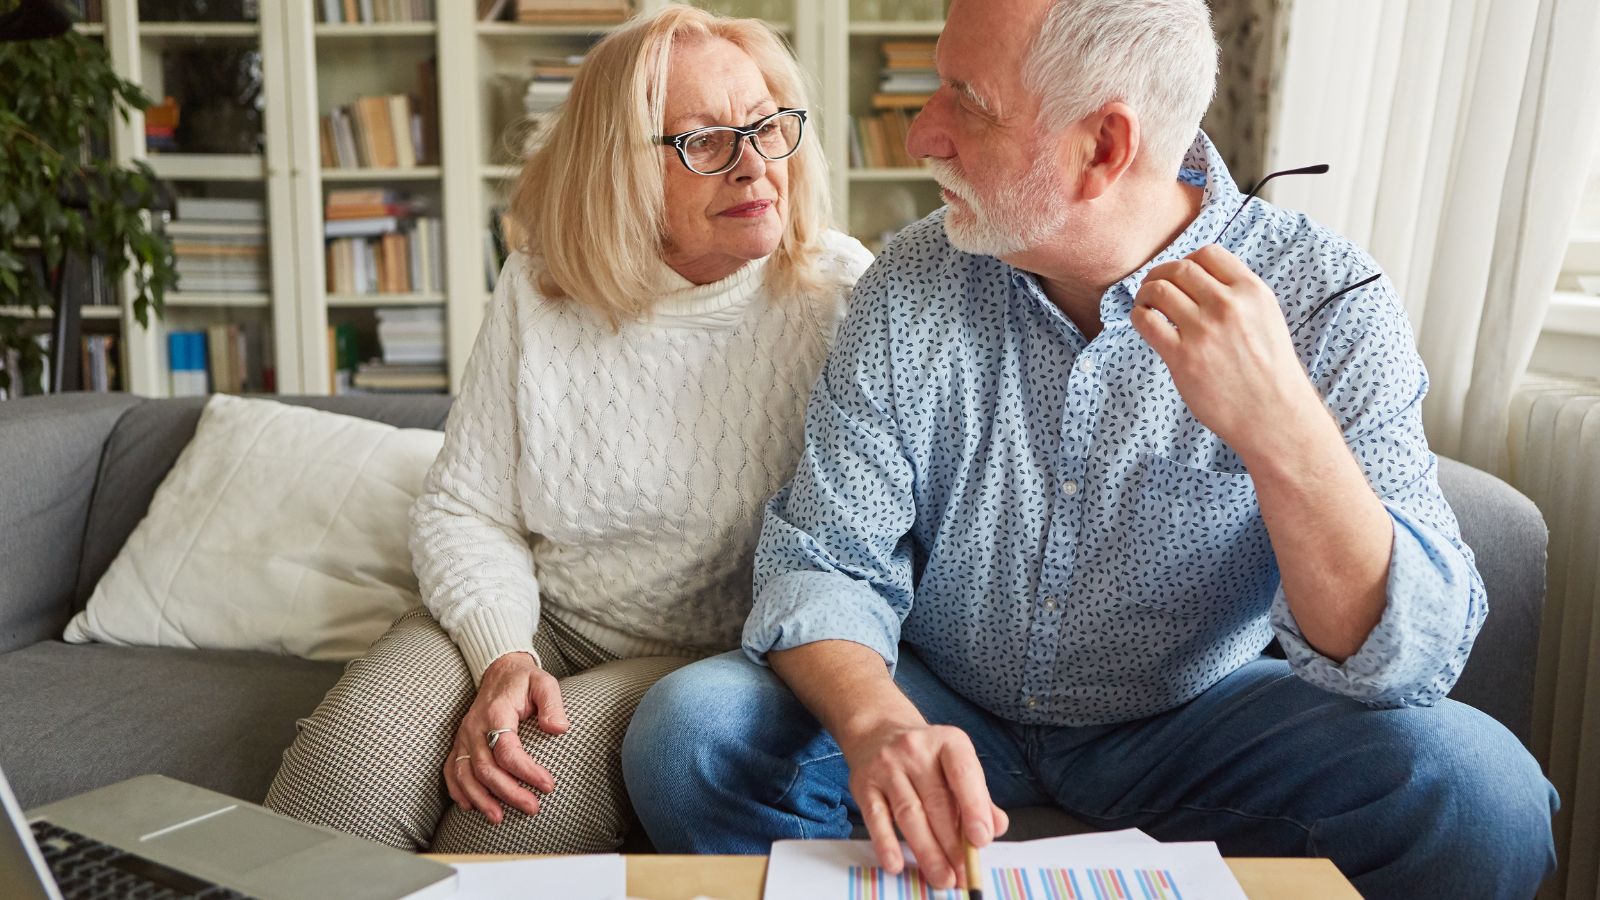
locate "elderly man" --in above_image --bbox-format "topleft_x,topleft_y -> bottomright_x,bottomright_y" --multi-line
621,0 -> 1557,895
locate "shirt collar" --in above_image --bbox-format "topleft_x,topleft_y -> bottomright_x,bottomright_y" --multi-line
1006,130 -> 1245,329
1104,131 -> 1242,324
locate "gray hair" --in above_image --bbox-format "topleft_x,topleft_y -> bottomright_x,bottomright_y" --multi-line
1022,0 -> 1218,174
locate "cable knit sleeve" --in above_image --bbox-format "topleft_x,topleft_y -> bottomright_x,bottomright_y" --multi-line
409,257 -> 542,684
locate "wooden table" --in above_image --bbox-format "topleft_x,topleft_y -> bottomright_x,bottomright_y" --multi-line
428,854 -> 1363,899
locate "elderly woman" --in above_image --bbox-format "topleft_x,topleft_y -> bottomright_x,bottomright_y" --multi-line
263,5 -> 871,854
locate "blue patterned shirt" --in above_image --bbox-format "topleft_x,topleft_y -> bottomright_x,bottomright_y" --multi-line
743,132 -> 1487,726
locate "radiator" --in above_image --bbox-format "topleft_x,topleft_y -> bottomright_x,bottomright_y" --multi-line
1508,374 -> 1600,900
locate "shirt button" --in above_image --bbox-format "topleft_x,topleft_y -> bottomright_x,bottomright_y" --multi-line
1061,479 -> 1078,496
1077,356 -> 1095,374
1025,696 -> 1038,709
1044,597 -> 1058,610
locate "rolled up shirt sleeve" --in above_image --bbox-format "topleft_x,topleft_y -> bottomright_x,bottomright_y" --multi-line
743,265 -> 918,673
1272,271 -> 1487,707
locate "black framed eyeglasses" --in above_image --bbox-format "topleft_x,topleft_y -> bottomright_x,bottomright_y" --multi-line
1213,163 -> 1383,337
657,108 -> 808,176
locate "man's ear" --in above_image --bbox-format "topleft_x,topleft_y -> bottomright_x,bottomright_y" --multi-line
1077,102 -> 1140,202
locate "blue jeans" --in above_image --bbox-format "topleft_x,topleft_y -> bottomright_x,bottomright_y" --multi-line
622,649 -> 1557,899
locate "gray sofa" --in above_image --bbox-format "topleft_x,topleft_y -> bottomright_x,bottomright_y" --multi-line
0,393 -> 1549,841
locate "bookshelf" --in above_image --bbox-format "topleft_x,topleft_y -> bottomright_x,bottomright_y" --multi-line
55,0 -> 947,400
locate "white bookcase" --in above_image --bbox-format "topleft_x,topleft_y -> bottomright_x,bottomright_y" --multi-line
76,0 -> 945,398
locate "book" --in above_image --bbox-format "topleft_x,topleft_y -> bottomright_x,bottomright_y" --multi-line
515,0 -> 631,25
168,331 -> 209,397
165,221 -> 268,239
328,322 -> 361,394
352,366 -> 448,391
478,0 -> 513,21
318,0 -> 433,21
416,56 -> 439,166
326,217 -> 402,238
175,197 -> 266,223
206,324 -> 242,394
80,334 -> 117,393
388,94 -> 417,168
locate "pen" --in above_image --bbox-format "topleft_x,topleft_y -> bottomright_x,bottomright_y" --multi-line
965,842 -> 983,900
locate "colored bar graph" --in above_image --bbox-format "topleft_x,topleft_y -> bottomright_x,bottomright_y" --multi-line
989,867 -> 1184,900
846,865 -> 966,900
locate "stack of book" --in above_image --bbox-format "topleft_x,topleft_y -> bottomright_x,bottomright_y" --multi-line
167,326 -> 257,397
145,96 -> 180,153
850,39 -> 937,169
321,59 -> 438,170
324,190 -> 444,296
168,197 -> 270,295
316,0 -> 434,23
520,54 -> 584,154
354,307 -> 448,393
81,334 -> 118,393
515,0 -> 631,26
321,94 -> 426,169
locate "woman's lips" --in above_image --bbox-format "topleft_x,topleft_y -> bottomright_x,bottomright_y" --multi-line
720,200 -> 773,218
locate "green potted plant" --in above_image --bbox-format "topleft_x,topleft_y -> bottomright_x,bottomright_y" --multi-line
0,0 -> 177,396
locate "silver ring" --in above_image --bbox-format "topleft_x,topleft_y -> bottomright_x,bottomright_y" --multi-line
486,728 -> 513,749
454,755 -> 471,765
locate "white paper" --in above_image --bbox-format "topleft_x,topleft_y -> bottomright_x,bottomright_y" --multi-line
451,854 -> 626,900
1021,828 -> 1159,851
767,837 -> 1245,900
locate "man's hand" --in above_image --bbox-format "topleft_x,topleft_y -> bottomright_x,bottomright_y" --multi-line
840,721 -> 1010,890
1133,243 -> 1395,661
1131,243 -> 1328,458
443,651 -> 569,824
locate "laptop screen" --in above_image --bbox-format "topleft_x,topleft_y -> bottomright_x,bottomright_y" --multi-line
0,766 -> 63,900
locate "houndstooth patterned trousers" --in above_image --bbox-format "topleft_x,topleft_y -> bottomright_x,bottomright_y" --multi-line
264,607 -> 691,853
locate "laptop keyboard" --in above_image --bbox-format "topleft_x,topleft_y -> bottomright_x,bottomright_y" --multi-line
31,820 -> 257,899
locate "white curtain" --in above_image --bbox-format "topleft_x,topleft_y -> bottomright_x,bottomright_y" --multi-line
1262,0 -> 1600,479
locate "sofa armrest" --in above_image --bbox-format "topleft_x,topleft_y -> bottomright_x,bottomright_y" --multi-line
1438,456 -> 1547,745
0,394 -> 144,654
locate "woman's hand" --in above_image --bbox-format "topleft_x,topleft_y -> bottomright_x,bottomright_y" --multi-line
443,651 -> 570,824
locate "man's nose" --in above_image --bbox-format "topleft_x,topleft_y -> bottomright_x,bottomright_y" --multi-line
906,93 -> 956,161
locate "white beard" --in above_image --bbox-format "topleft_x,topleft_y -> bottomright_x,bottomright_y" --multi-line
930,156 -> 1069,257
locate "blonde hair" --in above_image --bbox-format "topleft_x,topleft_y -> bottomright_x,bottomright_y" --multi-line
505,4 -> 833,327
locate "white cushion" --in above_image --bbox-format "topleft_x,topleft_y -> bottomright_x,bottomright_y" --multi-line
64,394 -> 445,661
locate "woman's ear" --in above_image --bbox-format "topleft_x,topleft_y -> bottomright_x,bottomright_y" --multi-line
1077,101 -> 1140,202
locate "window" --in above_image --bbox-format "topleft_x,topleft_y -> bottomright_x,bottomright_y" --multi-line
1533,137 -> 1600,378
1557,136 -> 1600,296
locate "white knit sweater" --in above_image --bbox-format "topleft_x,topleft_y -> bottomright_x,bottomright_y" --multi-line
410,231 -> 874,681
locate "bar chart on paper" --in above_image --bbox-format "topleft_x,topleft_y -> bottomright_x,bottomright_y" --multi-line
846,865 -> 965,899
768,839 -> 1244,900
989,866 -> 1187,900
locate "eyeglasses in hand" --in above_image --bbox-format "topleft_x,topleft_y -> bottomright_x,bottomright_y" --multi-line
1211,163 -> 1383,338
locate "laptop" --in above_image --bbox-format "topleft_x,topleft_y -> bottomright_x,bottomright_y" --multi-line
2,766 -> 456,899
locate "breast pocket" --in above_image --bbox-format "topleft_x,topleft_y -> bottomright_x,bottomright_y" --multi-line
1115,452 -> 1275,614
